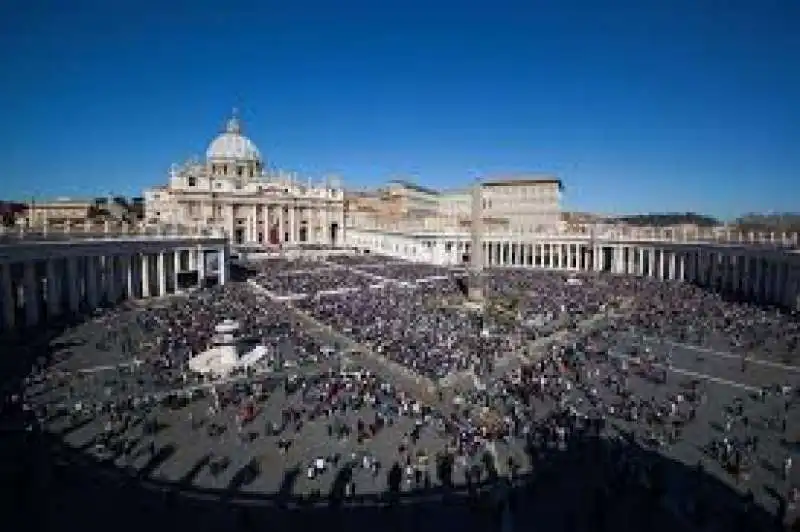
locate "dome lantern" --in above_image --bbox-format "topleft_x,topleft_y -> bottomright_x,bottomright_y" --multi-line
225,108 -> 242,135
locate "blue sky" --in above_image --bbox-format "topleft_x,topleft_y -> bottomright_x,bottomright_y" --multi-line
1,0 -> 798,218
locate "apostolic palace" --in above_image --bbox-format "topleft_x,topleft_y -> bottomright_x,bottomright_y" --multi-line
1,110 -> 800,333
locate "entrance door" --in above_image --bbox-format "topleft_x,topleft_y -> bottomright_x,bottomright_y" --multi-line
268,225 -> 279,245
329,223 -> 339,246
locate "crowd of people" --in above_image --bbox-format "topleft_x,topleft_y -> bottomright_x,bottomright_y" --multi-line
4,253 -> 800,531
253,266 -> 376,297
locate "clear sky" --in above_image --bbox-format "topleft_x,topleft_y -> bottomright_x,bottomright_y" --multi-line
1,0 -> 798,218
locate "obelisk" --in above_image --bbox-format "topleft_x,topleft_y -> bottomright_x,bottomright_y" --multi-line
468,179 -> 485,303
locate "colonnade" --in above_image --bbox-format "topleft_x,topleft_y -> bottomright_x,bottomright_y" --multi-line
475,241 -> 799,309
0,239 -> 229,333
347,230 -> 800,311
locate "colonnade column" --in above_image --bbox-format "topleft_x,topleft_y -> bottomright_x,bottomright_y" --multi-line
123,255 -> 134,299
1,263 -> 15,331
741,256 -> 750,297
173,250 -> 182,293
197,248 -> 206,287
218,247 -> 228,285
141,254 -> 150,298
23,261 -> 39,326
105,256 -> 117,303
46,259 -> 61,317
87,256 -> 100,309
669,252 -> 677,281
614,246 -> 623,274
157,252 -> 166,297
629,246 -> 636,275
67,257 -> 80,312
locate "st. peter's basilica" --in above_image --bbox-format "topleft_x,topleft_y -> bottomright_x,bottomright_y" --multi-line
143,112 -> 345,247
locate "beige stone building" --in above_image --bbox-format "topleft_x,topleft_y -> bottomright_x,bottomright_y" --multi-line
347,175 -> 562,235
23,198 -> 94,227
144,112 -> 345,246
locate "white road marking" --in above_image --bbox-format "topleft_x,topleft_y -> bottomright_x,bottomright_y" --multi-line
626,333 -> 800,373
609,352 -> 760,393
664,340 -> 800,372
661,365 -> 759,393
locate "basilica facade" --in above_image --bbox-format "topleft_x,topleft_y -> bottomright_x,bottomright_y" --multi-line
144,113 -> 345,247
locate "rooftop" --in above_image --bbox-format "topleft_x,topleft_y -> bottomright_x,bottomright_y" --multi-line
482,176 -> 563,189
387,180 -> 441,196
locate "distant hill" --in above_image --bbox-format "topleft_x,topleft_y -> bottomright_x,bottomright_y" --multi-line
561,212 -> 605,223
732,213 -> 800,232
607,212 -> 720,227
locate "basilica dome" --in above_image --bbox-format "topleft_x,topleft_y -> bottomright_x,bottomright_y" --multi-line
205,113 -> 261,162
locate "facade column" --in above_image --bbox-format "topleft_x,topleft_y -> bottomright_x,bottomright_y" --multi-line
288,204 -> 296,245
337,206 -> 345,247
46,259 -> 61,317
311,204 -> 320,245
66,257 -> 80,312
648,248 -> 655,278
141,254 -> 151,298
250,205 -> 257,243
157,252 -> 167,297
226,204 -> 235,242
1,263 -> 15,331
278,205 -> 285,244
23,261 -> 40,327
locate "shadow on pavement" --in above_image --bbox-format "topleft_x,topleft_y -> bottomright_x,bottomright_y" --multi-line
2,412 -> 790,532
0,314 -> 792,532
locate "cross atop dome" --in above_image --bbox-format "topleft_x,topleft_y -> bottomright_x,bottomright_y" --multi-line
225,108 -> 242,134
